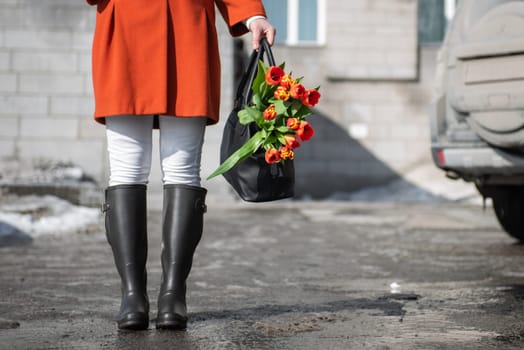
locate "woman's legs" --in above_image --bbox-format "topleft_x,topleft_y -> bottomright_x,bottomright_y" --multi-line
106,115 -> 206,186
158,116 -> 207,186
104,116 -> 154,330
103,115 -> 208,330
106,115 -> 154,186
156,116 -> 208,330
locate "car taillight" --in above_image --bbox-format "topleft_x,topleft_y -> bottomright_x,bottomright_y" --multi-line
437,150 -> 446,165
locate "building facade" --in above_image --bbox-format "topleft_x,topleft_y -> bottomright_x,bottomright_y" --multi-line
262,0 -> 455,197
0,0 -> 454,199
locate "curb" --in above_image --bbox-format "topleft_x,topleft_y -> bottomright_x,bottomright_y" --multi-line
0,182 -> 103,208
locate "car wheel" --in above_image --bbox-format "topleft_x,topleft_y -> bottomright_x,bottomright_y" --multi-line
492,187 -> 524,242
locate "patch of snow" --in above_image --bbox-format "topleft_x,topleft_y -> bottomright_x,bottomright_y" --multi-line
390,282 -> 402,294
0,195 -> 101,237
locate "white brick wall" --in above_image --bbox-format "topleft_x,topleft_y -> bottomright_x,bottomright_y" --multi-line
19,74 -> 84,94
19,117 -> 78,139
0,0 -> 103,179
267,0 -> 439,196
0,96 -> 48,114
1,0 -> 438,199
50,96 -> 93,116
323,0 -> 418,81
0,73 -> 16,92
0,0 -> 234,192
77,53 -> 91,73
0,116 -> 18,138
4,30 -> 73,49
17,139 -> 105,177
78,119 -> 105,140
12,52 -> 77,72
0,140 -> 16,157
0,51 -> 9,70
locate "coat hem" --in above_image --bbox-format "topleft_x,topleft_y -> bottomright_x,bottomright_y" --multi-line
94,113 -> 218,127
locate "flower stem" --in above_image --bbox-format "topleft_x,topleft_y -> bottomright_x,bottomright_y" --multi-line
206,131 -> 266,180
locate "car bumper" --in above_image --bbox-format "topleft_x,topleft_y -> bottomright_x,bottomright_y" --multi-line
431,145 -> 524,176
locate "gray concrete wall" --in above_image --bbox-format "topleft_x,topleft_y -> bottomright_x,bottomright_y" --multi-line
0,1 -> 104,179
0,0 -> 441,200
264,0 -> 438,197
0,0 -> 234,199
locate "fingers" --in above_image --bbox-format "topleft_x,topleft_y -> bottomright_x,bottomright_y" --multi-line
264,25 -> 275,46
249,18 -> 276,50
252,29 -> 261,51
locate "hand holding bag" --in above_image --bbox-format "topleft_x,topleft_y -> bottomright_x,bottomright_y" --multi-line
219,38 -> 295,202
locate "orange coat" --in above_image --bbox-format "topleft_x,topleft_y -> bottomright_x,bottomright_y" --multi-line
86,0 -> 266,126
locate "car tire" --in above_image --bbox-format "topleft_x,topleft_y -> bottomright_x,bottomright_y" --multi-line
492,187 -> 524,242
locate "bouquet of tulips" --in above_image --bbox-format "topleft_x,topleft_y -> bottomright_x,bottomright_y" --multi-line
207,61 -> 320,180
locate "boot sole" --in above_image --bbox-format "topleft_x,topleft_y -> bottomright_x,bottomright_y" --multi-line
117,313 -> 149,331
155,313 -> 187,330
156,322 -> 187,330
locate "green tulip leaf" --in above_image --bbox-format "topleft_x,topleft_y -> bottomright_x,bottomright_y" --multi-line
207,131 -> 265,180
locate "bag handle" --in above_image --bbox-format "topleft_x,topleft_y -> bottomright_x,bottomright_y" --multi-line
234,38 -> 276,109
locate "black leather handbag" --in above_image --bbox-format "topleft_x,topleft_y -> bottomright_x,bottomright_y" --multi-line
220,38 -> 295,202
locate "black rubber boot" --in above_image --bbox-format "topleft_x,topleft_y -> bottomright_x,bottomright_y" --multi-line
103,184 -> 149,330
156,184 -> 207,330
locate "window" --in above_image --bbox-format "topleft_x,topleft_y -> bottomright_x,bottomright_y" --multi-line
418,0 -> 456,44
263,0 -> 325,45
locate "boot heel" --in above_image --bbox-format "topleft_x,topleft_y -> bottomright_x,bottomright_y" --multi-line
156,312 -> 187,330
118,312 -> 150,330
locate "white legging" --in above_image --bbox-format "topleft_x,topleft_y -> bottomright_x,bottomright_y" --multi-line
105,115 -> 207,187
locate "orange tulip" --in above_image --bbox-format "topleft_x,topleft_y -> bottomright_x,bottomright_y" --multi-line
284,134 -> 301,149
280,74 -> 294,89
265,148 -> 281,164
302,89 -> 321,107
286,117 -> 300,130
265,66 -> 285,86
279,146 -> 295,160
274,86 -> 290,101
296,121 -> 315,141
263,105 -> 277,121
290,84 -> 306,100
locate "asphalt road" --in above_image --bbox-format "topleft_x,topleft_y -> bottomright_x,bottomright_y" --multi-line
1,200 -> 524,349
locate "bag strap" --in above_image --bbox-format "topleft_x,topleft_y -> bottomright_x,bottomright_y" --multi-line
234,38 -> 277,109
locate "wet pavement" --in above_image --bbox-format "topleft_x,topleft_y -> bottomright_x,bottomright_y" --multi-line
1,200 -> 524,349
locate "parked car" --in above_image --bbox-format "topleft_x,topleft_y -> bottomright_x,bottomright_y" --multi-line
430,0 -> 524,240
